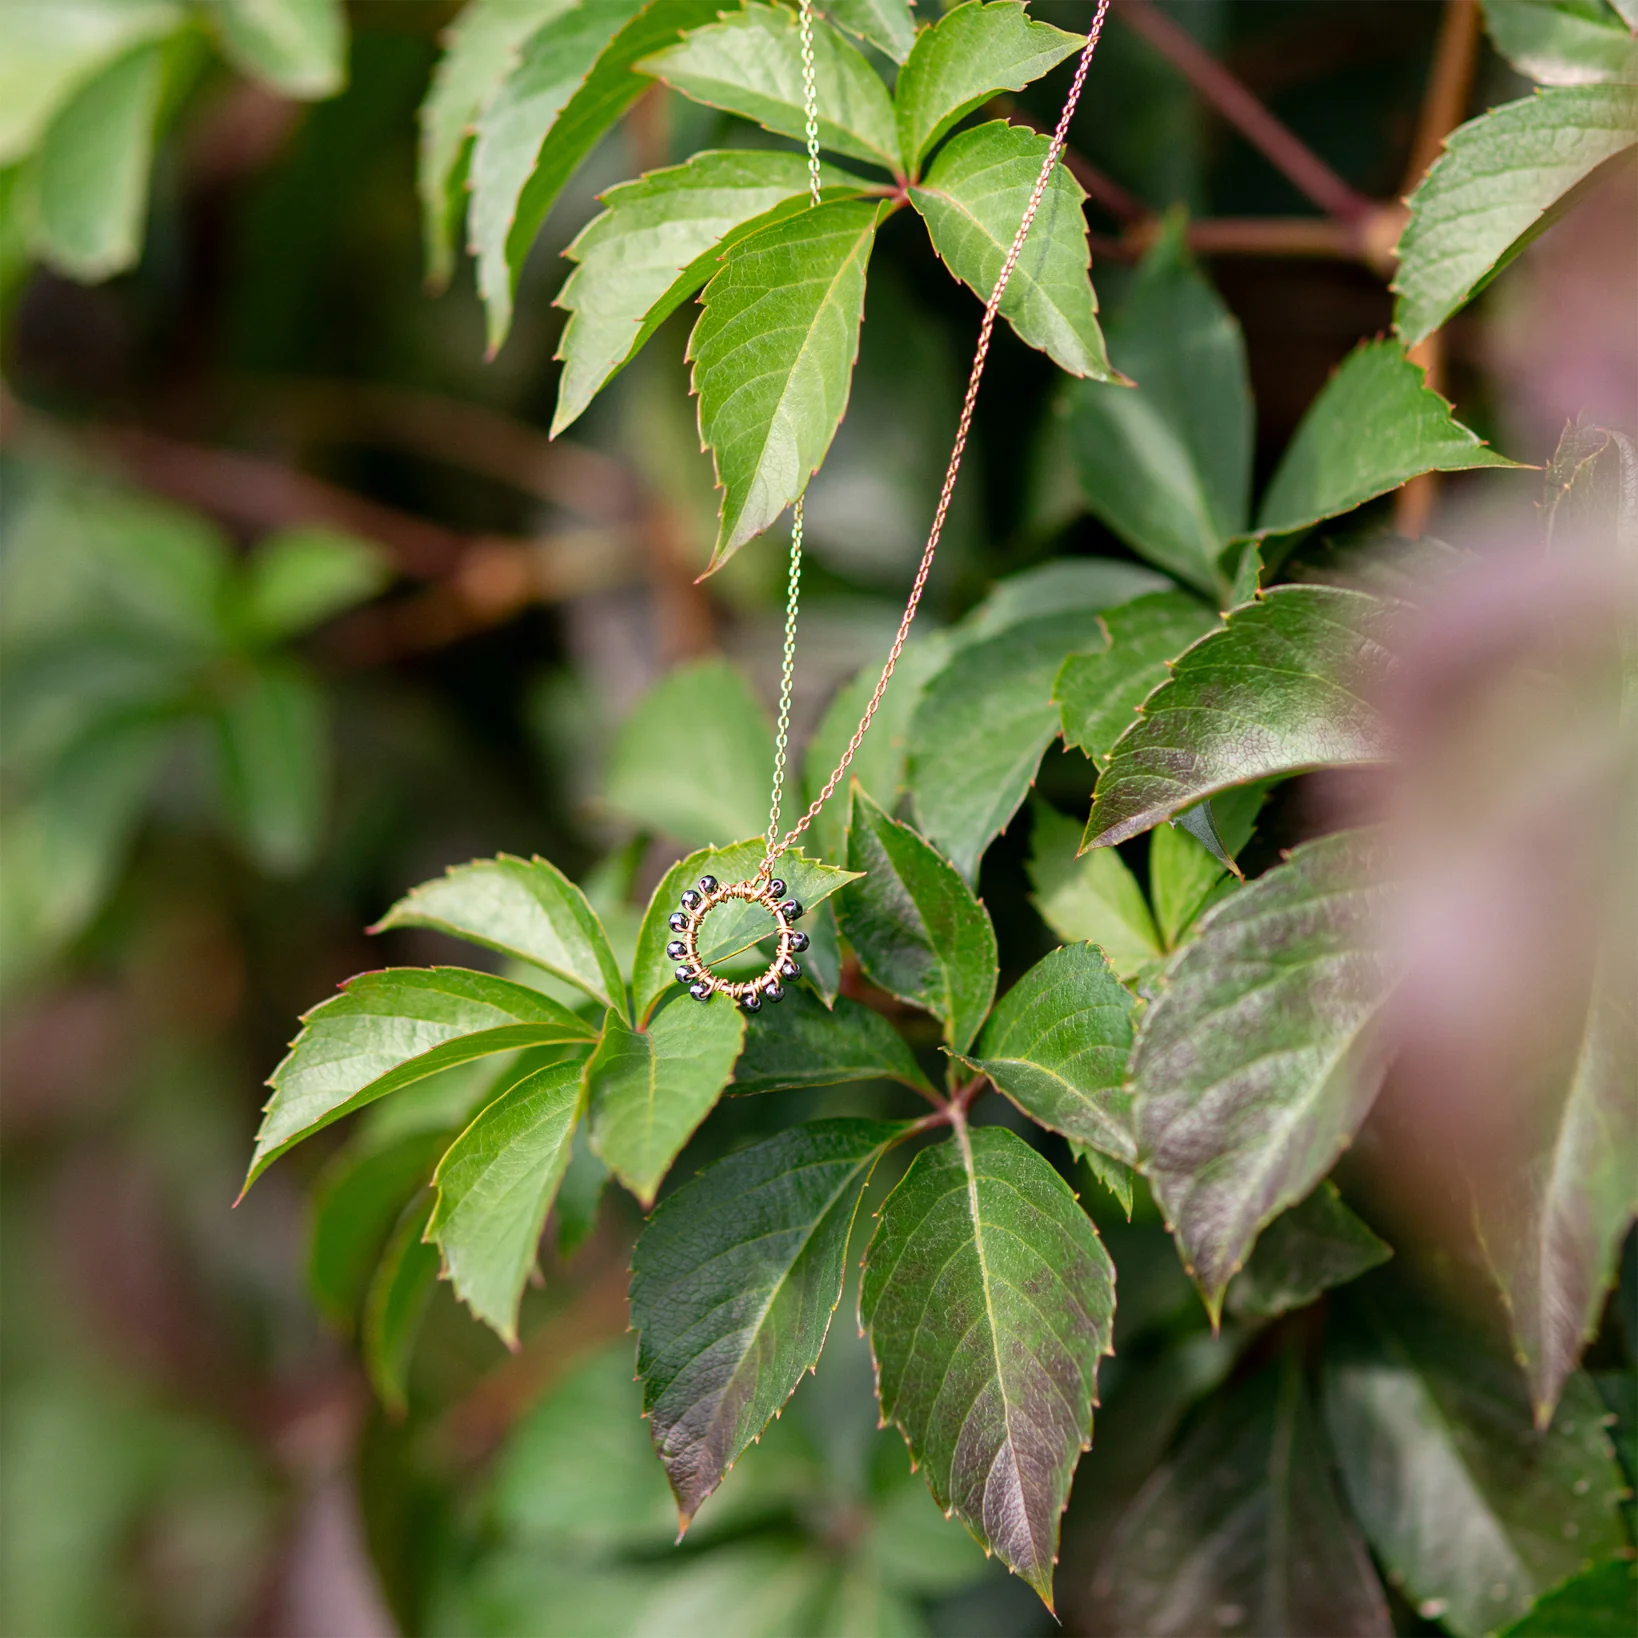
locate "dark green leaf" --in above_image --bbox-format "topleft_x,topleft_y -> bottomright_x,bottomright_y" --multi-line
215,0 -> 347,99
632,1117 -> 904,1524
840,787 -> 997,1054
823,0 -> 916,62
1027,800 -> 1162,983
1498,1559 -> 1638,1637
732,987 -> 934,1095
1133,829 -> 1398,1316
1055,589 -> 1221,771
1393,87 -> 1638,346
362,1193 -> 439,1417
1100,1352 -> 1391,1637
373,853 -> 625,1012
860,1124 -> 1115,1608
603,658 -> 773,849
630,839 -> 858,1022
428,1052 -> 587,1342
1483,0 -> 1638,87
690,197 -> 884,565
553,1120 -> 607,1256
1077,1145 -> 1135,1218
911,120 -> 1114,379
908,609 -> 1103,881
247,967 -> 596,1189
1225,1182 -> 1390,1320
1324,1277 -> 1630,1637
237,526 -> 387,643
1062,219 -> 1254,595
1082,586 -> 1400,850
553,150 -> 871,436
1148,785 -> 1267,947
893,0 -> 1082,176
959,943 -> 1136,1162
585,993 -> 745,1204
639,3 -> 900,171
211,659 -> 327,876
1256,339 -> 1515,536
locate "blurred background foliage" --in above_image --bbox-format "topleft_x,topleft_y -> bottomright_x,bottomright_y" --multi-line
1,2 -> 1633,1635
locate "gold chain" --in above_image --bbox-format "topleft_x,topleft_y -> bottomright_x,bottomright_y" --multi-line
760,0 -> 1112,876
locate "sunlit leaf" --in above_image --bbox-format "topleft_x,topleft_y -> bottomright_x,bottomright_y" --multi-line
215,0 -> 347,99
732,987 -> 934,1095
1482,0 -> 1638,88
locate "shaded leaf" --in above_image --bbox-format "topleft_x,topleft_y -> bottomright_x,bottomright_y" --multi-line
823,0 -> 917,62
374,853 -> 625,1012
1324,1277 -> 1630,1638
893,0 -> 1082,175
1082,586 -> 1400,851
632,1118 -> 904,1524
247,967 -> 595,1189
1148,785 -> 1266,947
1098,1352 -> 1391,1637
1062,219 -> 1253,595
428,1052 -> 587,1342
639,3 -> 900,170
959,943 -> 1136,1162
840,787 -> 997,1054
362,1193 -> 439,1417
215,0 -> 347,99
1225,1181 -> 1390,1320
553,150 -> 871,436
1133,829 -> 1398,1315
553,1120 -> 607,1256
860,1124 -> 1115,1608
585,994 -> 745,1204
1077,1145 -> 1135,1219
690,197 -> 884,564
1256,339 -> 1515,537
960,558 -> 1169,641
1027,800 -> 1161,983
732,987 -> 934,1095
1054,589 -> 1221,772
1483,0 -> 1638,87
1497,1559 -> 1638,1637
1393,86 -> 1638,346
237,526 -> 388,643
912,120 -> 1114,379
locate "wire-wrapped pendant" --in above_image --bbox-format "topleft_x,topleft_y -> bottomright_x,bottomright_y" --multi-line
669,874 -> 810,1012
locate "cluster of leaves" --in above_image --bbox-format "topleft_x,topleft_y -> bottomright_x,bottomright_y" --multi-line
0,0 -> 349,289
0,467 -> 385,988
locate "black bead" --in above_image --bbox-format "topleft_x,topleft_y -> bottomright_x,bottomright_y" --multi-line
739,991 -> 762,1013
675,965 -> 693,985
681,888 -> 703,911
779,958 -> 801,981
689,980 -> 713,1002
668,911 -> 690,933
666,939 -> 687,960
788,930 -> 809,953
697,875 -> 718,894
779,899 -> 804,920
764,981 -> 784,1004
766,878 -> 786,899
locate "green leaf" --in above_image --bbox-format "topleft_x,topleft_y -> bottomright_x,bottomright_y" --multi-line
959,943 -> 1137,1162
690,197 -> 884,565
238,526 -> 387,643
553,150 -> 872,438
1132,829 -> 1398,1316
912,121 -> 1114,380
908,610 -> 1102,881
630,839 -> 859,1023
362,1194 -> 439,1417
1148,785 -> 1266,947
631,1117 -> 904,1525
822,0 -> 917,62
1082,586 -> 1400,851
960,559 -> 1170,642
1393,87 -> 1638,346
638,4 -> 900,172
417,0 -> 569,289
840,787 -> 997,1054
1100,1351 -> 1391,1637
1324,1278 -> 1630,1638
553,1120 -> 607,1256
307,1129 -> 447,1332
585,994 -> 745,1204
1054,589 -> 1221,772
470,0 -> 721,351
1256,339 -> 1515,537
603,658 -> 773,850
0,0 -> 180,166
1062,219 -> 1254,595
210,659 -> 327,876
1027,801 -> 1161,983
732,987 -> 934,1094
1225,1182 -> 1390,1320
860,1124 -> 1115,1608
1498,1560 -> 1638,1637
893,0 -> 1082,177
374,854 -> 625,1012
247,967 -> 596,1189
428,1053 -> 587,1342
1077,1145 -> 1135,1218
24,41 -> 164,282
1483,0 -> 1638,86
214,0 -> 347,99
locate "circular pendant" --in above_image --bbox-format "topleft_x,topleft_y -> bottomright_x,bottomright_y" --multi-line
667,874 -> 811,1012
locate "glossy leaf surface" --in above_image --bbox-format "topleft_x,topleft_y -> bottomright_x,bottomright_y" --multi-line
732,988 -> 934,1095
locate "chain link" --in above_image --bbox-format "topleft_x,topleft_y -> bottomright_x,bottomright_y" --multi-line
763,0 -> 1112,872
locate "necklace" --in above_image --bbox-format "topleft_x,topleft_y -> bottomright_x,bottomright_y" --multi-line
668,0 -> 1112,1014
